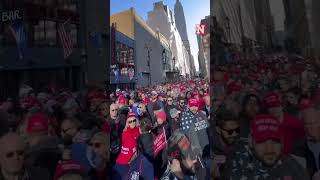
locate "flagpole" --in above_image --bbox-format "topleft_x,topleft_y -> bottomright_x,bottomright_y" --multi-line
63,17 -> 72,25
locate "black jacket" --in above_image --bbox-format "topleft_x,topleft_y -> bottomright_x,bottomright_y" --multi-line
0,167 -> 50,180
304,141 -> 320,177
24,136 -> 61,179
138,132 -> 154,164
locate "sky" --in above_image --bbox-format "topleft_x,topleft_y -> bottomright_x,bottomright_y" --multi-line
111,0 -> 210,71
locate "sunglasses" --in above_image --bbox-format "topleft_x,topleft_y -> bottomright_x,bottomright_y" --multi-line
6,150 -> 24,158
180,102 -> 185,104
167,99 -> 173,102
61,127 -> 73,134
128,119 -> 137,124
138,106 -> 143,109
111,109 -> 118,112
89,142 -> 103,149
221,127 -> 240,135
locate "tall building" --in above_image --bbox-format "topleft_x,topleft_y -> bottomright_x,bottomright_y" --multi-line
283,0 -> 320,58
253,0 -> 274,53
197,16 -> 210,79
269,0 -> 286,48
147,1 -> 191,78
174,0 -> 196,77
283,0 -> 311,55
111,8 -> 174,87
212,0 -> 256,47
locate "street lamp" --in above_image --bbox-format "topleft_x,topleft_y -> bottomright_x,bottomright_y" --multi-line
144,43 -> 152,86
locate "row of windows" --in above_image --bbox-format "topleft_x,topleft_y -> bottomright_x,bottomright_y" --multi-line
0,20 -> 78,47
32,20 -> 78,47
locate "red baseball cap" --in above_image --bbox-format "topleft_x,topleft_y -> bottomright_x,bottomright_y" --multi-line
264,92 -> 281,108
191,91 -> 199,97
227,81 -> 242,94
117,97 -> 127,105
299,98 -> 315,110
142,97 -> 150,104
127,112 -> 136,119
251,114 -> 283,143
116,137 -> 137,165
188,98 -> 198,107
155,111 -> 167,122
27,112 -> 49,134
54,160 -> 86,180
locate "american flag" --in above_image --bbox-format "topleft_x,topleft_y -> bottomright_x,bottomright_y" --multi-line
8,22 -> 27,59
180,109 -> 195,130
58,19 -> 73,59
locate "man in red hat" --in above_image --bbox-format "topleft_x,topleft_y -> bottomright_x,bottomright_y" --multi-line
224,114 -> 309,180
24,112 -> 61,178
54,160 -> 87,180
263,92 -> 305,156
180,98 -> 209,157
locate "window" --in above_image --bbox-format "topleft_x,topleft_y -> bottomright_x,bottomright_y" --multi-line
34,20 -> 45,45
32,20 -> 78,47
46,21 -> 56,46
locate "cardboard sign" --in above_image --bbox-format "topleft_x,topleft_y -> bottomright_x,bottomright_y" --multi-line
154,127 -> 167,157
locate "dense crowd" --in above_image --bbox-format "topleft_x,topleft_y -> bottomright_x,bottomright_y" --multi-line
0,54 -> 320,180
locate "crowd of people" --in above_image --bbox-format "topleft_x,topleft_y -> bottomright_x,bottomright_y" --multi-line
0,54 -> 320,180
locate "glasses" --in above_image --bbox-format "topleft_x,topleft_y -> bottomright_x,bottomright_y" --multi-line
111,109 -> 118,112
180,102 -> 185,105
61,127 -> 73,134
138,106 -> 143,109
221,127 -> 240,135
128,119 -> 137,124
5,150 -> 24,159
89,142 -> 103,149
167,99 -> 173,102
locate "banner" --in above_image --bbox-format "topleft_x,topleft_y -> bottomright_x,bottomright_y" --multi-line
153,127 -> 167,157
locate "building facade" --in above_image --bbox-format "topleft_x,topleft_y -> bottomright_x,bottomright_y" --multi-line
197,16 -> 210,79
0,0 -> 109,99
110,8 -> 173,87
147,1 -> 191,78
174,0 -> 196,77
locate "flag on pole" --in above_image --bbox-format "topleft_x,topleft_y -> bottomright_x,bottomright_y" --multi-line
58,19 -> 73,59
8,22 -> 27,59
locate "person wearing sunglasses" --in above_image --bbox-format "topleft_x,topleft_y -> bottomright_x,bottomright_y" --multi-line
223,114 -> 309,180
0,132 -> 50,180
123,112 -> 140,141
211,108 -> 241,179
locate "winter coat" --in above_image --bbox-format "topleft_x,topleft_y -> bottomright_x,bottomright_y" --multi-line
223,143 -> 310,180
112,154 -> 154,180
0,167 -> 50,180
122,127 -> 140,142
107,116 -> 126,164
138,132 -> 154,164
24,136 -> 61,179
303,140 -> 320,177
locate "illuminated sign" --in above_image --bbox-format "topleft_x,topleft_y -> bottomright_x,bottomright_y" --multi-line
195,24 -> 206,36
1,10 -> 22,22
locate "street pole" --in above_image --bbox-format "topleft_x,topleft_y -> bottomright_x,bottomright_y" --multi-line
145,42 -> 152,87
